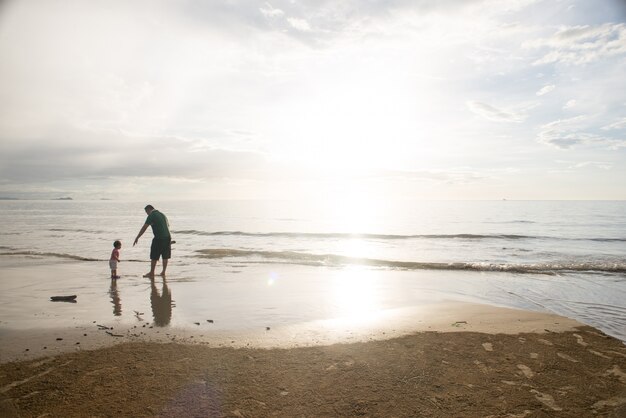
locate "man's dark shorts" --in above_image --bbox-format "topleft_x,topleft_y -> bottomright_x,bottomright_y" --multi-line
150,238 -> 171,260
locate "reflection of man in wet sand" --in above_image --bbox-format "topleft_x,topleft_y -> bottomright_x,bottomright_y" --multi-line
133,205 -> 171,278
150,278 -> 173,327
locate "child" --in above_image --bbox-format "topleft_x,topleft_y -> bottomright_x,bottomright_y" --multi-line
110,240 -> 122,279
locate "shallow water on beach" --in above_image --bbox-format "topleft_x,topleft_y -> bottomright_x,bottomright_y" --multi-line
0,200 -> 625,341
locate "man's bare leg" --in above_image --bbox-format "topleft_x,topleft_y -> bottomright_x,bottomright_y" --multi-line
160,259 -> 168,276
143,259 -> 157,277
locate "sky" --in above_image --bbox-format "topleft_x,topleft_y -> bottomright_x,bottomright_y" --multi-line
0,0 -> 625,201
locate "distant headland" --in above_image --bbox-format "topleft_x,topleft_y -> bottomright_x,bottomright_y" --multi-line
0,197 -> 75,200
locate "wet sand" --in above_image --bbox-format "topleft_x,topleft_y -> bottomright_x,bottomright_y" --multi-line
1,257 -> 625,416
1,303 -> 626,417
0,301 -> 591,363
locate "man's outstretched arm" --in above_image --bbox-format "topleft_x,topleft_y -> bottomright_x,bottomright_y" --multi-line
134,224 -> 150,246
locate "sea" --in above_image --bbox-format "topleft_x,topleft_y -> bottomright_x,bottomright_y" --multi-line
0,199 -> 625,341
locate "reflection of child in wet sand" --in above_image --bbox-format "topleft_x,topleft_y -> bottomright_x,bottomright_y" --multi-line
110,240 -> 122,279
109,279 -> 122,316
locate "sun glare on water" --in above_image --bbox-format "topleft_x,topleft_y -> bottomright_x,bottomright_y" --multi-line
326,196 -> 387,322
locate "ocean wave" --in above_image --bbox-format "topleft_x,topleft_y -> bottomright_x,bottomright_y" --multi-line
0,251 -> 145,263
589,238 -> 626,242
194,248 -> 626,274
173,229 -> 626,242
0,250 -> 100,262
174,230 -> 539,240
485,220 -> 536,224
48,228 -> 106,234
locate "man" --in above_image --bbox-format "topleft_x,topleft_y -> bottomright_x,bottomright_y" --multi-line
134,205 -> 171,278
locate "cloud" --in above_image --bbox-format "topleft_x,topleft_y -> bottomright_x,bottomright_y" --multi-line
287,17 -> 312,32
569,161 -> 612,170
536,84 -> 555,96
525,23 -> 626,65
0,127 -> 278,183
555,160 -> 613,170
601,117 -> 626,131
205,0 -> 537,45
563,99 -> 577,109
466,101 -> 527,122
0,0 -> 624,200
259,3 -> 284,18
537,115 -> 626,149
376,167 -> 486,185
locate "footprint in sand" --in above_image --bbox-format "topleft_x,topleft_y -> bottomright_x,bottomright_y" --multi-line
585,330 -> 608,338
556,385 -> 575,396
588,349 -> 611,359
592,396 -> 626,411
573,333 -> 588,347
509,410 -> 532,418
486,410 -> 532,418
604,365 -> 626,384
482,342 -> 493,352
530,389 -> 562,411
557,352 -> 578,363
474,360 -> 489,374
516,364 -> 534,379
606,350 -> 626,359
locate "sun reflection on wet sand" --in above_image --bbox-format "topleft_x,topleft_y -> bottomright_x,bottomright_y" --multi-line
267,271 -> 279,287
331,266 -> 382,323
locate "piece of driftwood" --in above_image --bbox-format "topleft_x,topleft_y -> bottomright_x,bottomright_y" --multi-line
50,295 -> 77,302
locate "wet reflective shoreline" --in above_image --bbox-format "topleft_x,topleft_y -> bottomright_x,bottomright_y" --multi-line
1,255 -> 624,344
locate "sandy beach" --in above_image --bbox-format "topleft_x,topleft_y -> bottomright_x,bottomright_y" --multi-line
1,301 -> 625,417
1,0 -> 626,413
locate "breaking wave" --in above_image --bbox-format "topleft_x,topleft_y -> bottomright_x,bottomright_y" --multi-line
173,230 -> 625,242
176,230 -> 533,240
0,250 -> 101,262
0,250 -> 144,263
194,248 -> 626,274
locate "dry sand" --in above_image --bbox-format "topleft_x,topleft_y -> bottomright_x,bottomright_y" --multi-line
1,303 -> 625,417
